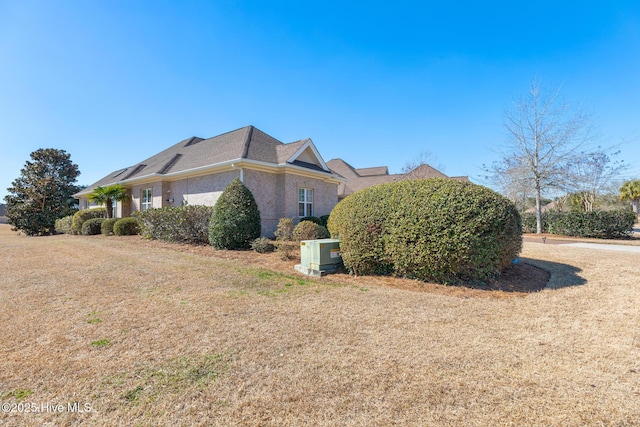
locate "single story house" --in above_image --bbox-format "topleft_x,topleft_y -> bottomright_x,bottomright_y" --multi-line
326,158 -> 469,200
74,126 -> 344,236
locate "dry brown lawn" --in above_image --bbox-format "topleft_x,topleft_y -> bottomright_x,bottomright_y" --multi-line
0,224 -> 639,426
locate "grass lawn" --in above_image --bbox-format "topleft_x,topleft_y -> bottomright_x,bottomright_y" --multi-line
0,224 -> 639,426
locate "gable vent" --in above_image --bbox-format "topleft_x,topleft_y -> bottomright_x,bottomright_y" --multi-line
158,154 -> 182,174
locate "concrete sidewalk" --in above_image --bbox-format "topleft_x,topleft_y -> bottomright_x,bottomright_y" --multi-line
561,242 -> 640,253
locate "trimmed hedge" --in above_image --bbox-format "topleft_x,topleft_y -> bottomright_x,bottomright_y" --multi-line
101,218 -> 118,236
135,205 -> 214,244
113,217 -> 140,236
72,208 -> 107,234
209,179 -> 261,250
81,218 -> 105,235
299,216 -> 323,226
293,221 -> 330,241
328,179 -> 522,284
54,215 -> 74,234
522,210 -> 635,238
319,215 -> 330,227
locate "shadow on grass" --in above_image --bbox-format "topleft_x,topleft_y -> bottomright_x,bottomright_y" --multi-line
520,257 -> 587,290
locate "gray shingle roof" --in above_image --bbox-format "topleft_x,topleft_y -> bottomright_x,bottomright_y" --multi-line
356,166 -> 389,176
327,158 -> 465,199
76,126 -> 334,196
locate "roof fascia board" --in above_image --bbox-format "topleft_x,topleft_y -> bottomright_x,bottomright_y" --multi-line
78,159 -> 345,193
286,139 -> 329,171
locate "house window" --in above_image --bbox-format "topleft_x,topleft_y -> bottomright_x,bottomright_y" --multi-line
141,188 -> 152,211
298,188 -> 313,217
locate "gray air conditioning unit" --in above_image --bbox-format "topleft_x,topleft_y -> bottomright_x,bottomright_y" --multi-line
294,239 -> 342,277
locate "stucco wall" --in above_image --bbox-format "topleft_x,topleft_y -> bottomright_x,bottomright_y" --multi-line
169,171 -> 240,207
130,181 -> 165,214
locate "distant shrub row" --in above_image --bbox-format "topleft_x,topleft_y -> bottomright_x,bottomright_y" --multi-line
135,205 -> 215,244
328,179 -> 522,284
522,210 -> 636,238
55,209 -> 139,236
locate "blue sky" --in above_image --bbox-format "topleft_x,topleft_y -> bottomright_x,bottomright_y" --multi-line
1,1 -> 639,201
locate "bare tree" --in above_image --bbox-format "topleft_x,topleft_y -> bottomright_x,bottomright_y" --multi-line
486,156 -> 533,212
401,150 -> 445,174
564,148 -> 626,212
488,79 -> 593,233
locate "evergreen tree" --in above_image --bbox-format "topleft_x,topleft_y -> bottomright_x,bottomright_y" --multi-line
5,148 -> 80,235
209,179 -> 261,249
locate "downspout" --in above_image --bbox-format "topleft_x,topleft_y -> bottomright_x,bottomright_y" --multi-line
231,163 -> 244,183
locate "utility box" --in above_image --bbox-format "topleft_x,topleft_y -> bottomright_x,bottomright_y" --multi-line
295,239 -> 342,276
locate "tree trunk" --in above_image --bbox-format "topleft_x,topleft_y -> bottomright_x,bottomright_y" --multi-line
535,185 -> 543,234
105,199 -> 113,219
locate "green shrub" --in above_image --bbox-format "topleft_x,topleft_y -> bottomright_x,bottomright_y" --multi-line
72,208 -> 107,234
113,217 -> 140,236
522,212 -> 540,233
299,216 -> 323,226
274,218 -> 294,241
251,237 -> 275,253
101,218 -> 118,236
135,205 -> 214,244
523,210 -> 635,238
522,210 -> 636,239
209,179 -> 261,250
319,215 -> 330,227
81,218 -> 105,235
293,221 -> 330,241
54,215 -> 74,234
328,179 -> 522,284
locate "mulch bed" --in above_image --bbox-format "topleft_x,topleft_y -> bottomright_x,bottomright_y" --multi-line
120,237 -> 551,295
479,261 -> 550,293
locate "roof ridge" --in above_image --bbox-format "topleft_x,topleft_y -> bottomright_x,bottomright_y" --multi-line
241,125 -> 254,159
203,125 -> 253,140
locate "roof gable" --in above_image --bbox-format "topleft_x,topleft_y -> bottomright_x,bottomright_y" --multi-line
284,138 -> 329,171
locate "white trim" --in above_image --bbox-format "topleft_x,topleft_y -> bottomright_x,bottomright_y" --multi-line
286,139 -> 329,171
298,188 -> 313,217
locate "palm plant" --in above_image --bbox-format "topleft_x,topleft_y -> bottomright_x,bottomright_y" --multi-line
88,185 -> 128,219
619,179 -> 640,216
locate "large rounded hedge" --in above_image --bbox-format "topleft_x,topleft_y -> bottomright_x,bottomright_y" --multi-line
327,179 -> 522,284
